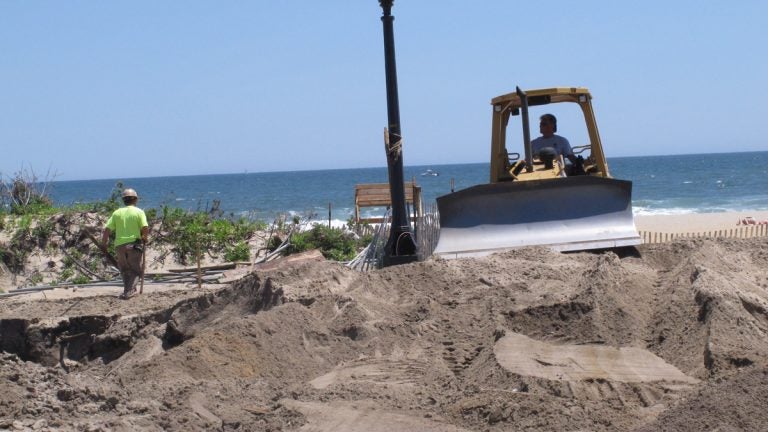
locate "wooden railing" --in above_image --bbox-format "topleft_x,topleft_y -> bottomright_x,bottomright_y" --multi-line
640,224 -> 768,244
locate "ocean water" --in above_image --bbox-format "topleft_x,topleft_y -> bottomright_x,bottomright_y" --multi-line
46,151 -> 768,223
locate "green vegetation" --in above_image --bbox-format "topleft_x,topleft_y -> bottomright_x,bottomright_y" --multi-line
0,167 -> 56,215
289,224 -> 371,262
27,271 -> 44,286
58,268 -> 74,283
225,241 -> 250,262
156,209 -> 260,264
71,273 -> 91,285
31,219 -> 54,246
0,175 -> 373,290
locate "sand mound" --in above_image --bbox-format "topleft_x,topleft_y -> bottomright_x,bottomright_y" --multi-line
494,331 -> 698,383
2,237 -> 768,431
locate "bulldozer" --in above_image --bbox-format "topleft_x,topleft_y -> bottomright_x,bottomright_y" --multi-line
432,87 -> 641,258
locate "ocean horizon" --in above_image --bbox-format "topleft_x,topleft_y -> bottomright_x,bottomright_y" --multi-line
40,151 -> 768,223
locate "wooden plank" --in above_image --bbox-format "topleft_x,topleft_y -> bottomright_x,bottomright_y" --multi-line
354,182 -> 422,223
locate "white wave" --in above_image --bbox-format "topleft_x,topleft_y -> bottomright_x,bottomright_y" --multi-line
633,207 -> 697,216
633,204 -> 768,216
305,219 -> 350,230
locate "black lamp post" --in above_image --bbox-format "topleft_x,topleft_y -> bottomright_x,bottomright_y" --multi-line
379,0 -> 417,266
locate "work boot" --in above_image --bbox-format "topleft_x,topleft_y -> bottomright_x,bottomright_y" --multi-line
119,289 -> 138,300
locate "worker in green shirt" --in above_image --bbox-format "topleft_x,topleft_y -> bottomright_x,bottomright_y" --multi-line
101,188 -> 149,299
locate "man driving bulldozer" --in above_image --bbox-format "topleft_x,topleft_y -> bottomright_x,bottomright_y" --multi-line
531,113 -> 577,164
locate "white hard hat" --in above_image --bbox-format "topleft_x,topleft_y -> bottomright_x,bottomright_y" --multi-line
122,188 -> 138,198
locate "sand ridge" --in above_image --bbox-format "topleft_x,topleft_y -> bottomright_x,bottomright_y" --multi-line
1,237 -> 768,431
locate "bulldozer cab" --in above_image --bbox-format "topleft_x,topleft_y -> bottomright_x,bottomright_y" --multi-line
490,87 -> 610,184
431,86 -> 641,258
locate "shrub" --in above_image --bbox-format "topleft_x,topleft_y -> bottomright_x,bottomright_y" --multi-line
59,268 -> 74,282
169,213 -> 211,264
32,219 -> 54,246
289,225 -> 361,261
224,241 -> 250,262
0,167 -> 57,215
71,273 -> 91,285
158,209 -> 260,264
27,272 -> 44,286
267,235 -> 283,252
16,215 -> 32,233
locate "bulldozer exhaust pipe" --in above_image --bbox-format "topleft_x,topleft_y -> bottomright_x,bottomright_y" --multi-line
516,87 -> 534,172
379,0 -> 417,266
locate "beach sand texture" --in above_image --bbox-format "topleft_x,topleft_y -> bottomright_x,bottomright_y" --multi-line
1,210 -> 768,431
636,210 -> 768,233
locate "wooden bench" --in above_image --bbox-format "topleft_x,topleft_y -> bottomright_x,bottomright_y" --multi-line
354,182 -> 422,224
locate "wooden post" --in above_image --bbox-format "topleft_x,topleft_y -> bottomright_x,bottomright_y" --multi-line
196,237 -> 202,290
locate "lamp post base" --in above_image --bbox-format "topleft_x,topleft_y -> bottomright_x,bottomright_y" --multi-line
383,254 -> 418,267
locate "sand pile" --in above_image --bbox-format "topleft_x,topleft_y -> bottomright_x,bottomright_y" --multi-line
2,237 -> 768,431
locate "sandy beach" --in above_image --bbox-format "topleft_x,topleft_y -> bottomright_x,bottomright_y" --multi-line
1,210 -> 768,431
635,210 -> 768,233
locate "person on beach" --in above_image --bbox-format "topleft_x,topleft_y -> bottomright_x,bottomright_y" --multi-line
531,113 -> 577,164
738,216 -> 768,225
101,188 -> 148,299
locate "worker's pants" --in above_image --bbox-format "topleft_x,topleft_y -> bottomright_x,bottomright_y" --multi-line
115,243 -> 143,295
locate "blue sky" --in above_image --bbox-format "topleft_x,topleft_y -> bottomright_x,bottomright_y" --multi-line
1,1 -> 766,181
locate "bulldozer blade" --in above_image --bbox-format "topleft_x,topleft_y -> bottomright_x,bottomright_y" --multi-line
433,176 -> 641,258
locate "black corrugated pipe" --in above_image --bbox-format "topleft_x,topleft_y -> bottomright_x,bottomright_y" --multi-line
379,0 -> 417,266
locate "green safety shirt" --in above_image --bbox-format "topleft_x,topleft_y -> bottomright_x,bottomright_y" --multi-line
105,206 -> 148,247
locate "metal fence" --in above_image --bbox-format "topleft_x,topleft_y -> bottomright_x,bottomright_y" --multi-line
347,201 -> 441,271
415,202 -> 440,261
346,210 -> 391,271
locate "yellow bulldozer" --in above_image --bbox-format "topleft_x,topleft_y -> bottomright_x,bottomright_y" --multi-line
432,87 -> 641,258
